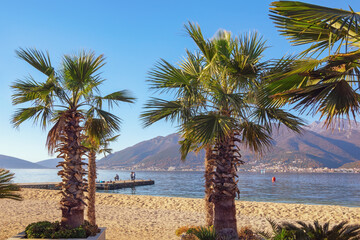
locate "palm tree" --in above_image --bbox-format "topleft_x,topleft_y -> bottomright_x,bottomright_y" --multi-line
0,168 -> 22,201
182,25 -> 305,238
84,89 -> 135,227
142,23 -> 304,238
268,1 -> 360,127
11,48 -> 134,228
142,50 -> 216,227
84,133 -> 119,227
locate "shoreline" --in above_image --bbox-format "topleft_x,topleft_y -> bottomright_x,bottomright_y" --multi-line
98,192 -> 360,208
6,167 -> 360,173
1,189 -> 359,240
99,168 -> 360,173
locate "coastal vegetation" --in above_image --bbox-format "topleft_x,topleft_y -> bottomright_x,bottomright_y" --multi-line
143,1 -> 360,239
11,48 -> 135,230
84,133 -> 120,226
176,220 -> 360,240
25,220 -> 98,239
268,1 -> 360,126
0,168 -> 22,201
258,219 -> 360,240
84,92 -> 135,226
142,22 -> 303,238
176,225 -> 260,240
2,1 -> 360,240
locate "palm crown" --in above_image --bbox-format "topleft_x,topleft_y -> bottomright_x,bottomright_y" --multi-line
143,23 -> 303,153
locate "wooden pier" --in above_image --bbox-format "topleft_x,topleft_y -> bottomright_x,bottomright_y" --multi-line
18,180 -> 155,190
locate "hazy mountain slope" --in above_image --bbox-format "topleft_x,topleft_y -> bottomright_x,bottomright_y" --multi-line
36,158 -> 62,168
98,134 -> 186,168
37,158 -> 89,169
98,121 -> 360,170
136,144 -> 205,169
341,161 -> 360,168
239,123 -> 360,168
0,155 -> 45,169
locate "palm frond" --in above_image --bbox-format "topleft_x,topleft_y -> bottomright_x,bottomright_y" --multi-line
270,1 -> 360,55
178,135 -> 202,161
251,107 -> 305,134
46,112 -> 67,154
0,169 -> 22,201
239,121 -> 273,153
278,80 -> 360,126
84,114 -> 120,153
180,50 -> 205,77
16,48 -> 54,76
62,51 -> 105,99
95,108 -> 122,133
12,105 -> 53,129
208,81 -> 247,115
186,226 -> 216,240
11,77 -> 52,105
99,90 -> 136,109
182,113 -> 236,144
141,98 -> 194,127
184,22 -> 216,61
84,118 -> 109,147
148,59 -> 195,94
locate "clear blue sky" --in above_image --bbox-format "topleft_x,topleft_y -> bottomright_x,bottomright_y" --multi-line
1,0 -> 359,162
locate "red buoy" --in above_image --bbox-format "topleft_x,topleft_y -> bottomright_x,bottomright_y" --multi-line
272,177 -> 276,182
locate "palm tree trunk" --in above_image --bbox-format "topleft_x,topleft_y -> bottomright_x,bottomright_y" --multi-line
87,150 -> 96,226
212,136 -> 240,239
57,109 -> 87,228
204,145 -> 214,226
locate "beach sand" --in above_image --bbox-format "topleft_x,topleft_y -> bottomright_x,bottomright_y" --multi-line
0,189 -> 359,240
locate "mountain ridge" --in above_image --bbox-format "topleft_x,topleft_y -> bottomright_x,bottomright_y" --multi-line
2,120 -> 360,171
98,120 -> 360,171
0,155 -> 46,169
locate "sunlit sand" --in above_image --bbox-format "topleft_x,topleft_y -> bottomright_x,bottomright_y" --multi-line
0,189 -> 359,240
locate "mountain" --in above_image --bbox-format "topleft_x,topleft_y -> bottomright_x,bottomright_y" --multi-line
340,161 -> 360,169
0,154 -> 46,169
98,120 -> 360,170
36,158 -> 62,169
98,133 -> 204,170
240,122 -> 360,169
36,158 -> 89,168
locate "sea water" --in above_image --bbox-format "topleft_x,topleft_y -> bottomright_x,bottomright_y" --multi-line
10,169 -> 360,207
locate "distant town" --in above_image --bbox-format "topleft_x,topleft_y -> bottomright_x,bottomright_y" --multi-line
98,165 -> 360,173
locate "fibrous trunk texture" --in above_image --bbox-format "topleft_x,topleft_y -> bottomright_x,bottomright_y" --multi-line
56,109 -> 87,228
87,150 -> 96,226
204,145 -> 214,226
211,135 -> 242,239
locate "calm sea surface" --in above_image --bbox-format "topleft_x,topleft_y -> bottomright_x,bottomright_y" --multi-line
10,169 -> 360,207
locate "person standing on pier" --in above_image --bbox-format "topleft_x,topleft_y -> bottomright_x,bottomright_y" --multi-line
130,172 -> 136,180
114,174 -> 119,181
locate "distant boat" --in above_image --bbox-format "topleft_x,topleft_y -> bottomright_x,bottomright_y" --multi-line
261,169 -> 266,174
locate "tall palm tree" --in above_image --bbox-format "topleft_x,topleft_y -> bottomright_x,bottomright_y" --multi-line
142,50 -> 216,226
0,168 -> 22,201
84,133 -> 120,227
142,23 -> 304,238
84,89 -> 135,227
268,1 -> 360,127
11,48 -> 134,228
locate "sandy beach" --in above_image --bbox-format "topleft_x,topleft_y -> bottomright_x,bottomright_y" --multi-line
0,189 -> 359,240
